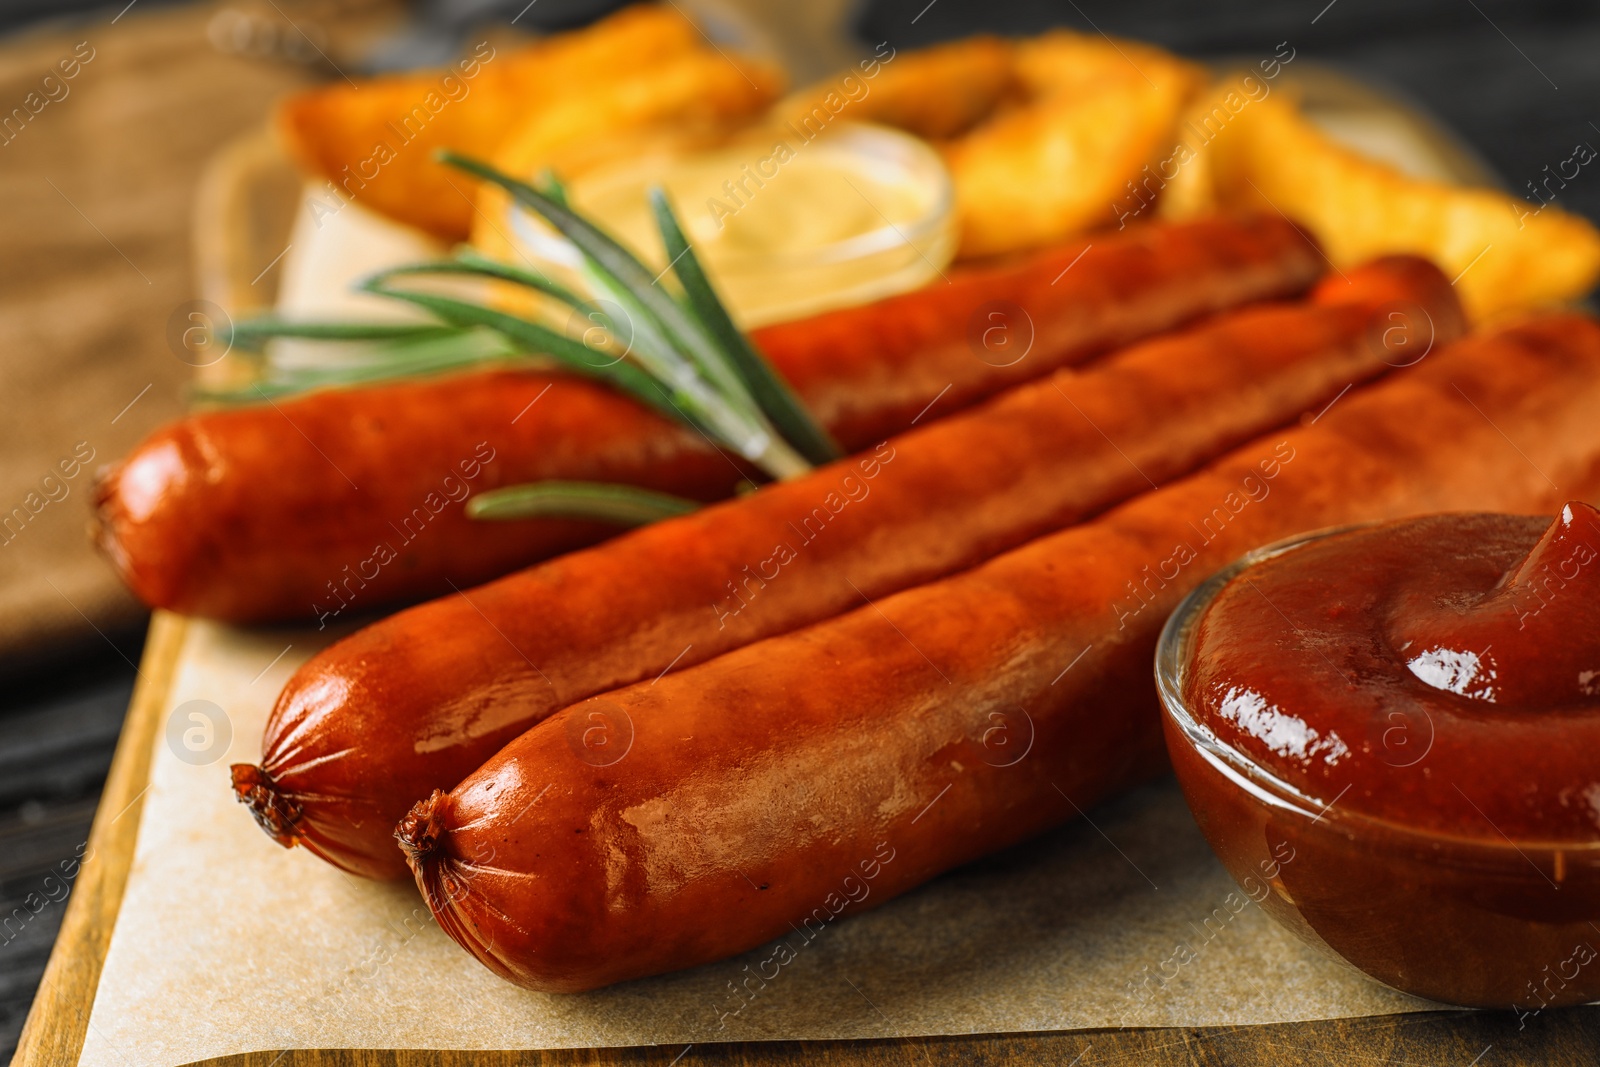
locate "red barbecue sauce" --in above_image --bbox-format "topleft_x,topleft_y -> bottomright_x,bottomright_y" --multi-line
1173,504 -> 1600,1009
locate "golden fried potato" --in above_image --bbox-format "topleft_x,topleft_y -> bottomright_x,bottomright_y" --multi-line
488,50 -> 782,181
468,48 -> 782,265
276,5 -> 710,239
945,32 -> 1203,258
1009,31 -> 1193,99
1162,80 -> 1600,319
773,36 -> 1018,142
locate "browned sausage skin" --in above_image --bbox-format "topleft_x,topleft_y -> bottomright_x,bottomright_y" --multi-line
401,314 -> 1600,992
236,256 -> 1459,881
97,215 -> 1321,623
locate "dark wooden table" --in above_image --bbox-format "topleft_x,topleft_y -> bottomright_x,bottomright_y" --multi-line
5,0 -> 1600,1063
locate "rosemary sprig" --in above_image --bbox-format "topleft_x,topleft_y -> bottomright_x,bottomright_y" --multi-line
195,325 -> 516,404
441,154 -> 760,420
444,154 -> 812,481
372,247 -> 592,311
225,319 -> 465,351
646,188 -> 842,467
467,482 -> 700,526
217,150 -> 839,523
357,273 -> 685,422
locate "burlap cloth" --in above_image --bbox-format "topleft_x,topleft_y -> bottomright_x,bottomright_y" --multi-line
0,1 -> 400,678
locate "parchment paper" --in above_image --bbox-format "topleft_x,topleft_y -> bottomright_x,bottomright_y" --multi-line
78,621 -> 1436,1067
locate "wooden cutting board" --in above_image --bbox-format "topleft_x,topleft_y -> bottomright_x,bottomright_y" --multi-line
10,4 -> 1600,1063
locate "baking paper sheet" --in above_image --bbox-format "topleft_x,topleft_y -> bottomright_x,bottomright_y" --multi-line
78,621 -> 1434,1067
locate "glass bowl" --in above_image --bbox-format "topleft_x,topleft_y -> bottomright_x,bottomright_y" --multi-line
1156,527 -> 1600,1011
505,121 -> 957,329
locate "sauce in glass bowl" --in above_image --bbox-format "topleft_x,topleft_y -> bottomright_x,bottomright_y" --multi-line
1157,504 -> 1600,1009
507,122 -> 956,328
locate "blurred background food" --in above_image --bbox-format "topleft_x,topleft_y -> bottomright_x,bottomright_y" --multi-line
266,2 -> 1600,332
1159,75 -> 1600,319
279,5 -> 785,239
3,0 -> 1600,1057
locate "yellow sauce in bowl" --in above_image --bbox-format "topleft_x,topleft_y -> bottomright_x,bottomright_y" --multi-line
508,122 -> 956,327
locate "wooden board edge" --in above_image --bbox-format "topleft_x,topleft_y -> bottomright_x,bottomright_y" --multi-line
10,612 -> 191,1067
128,1006 -> 1600,1067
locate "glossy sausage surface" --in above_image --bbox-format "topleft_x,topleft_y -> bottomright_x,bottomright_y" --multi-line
400,314 -> 1600,991
237,257 -> 1460,880
98,216 -> 1322,623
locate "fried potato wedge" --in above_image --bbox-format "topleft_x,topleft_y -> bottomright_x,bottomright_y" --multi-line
277,5 -> 723,239
944,32 -> 1202,258
487,50 -> 782,183
773,36 -> 1018,142
1161,81 -> 1600,319
468,48 -> 781,266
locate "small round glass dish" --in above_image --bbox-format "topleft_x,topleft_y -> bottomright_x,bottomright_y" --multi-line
1156,526 -> 1600,1011
506,122 -> 957,328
